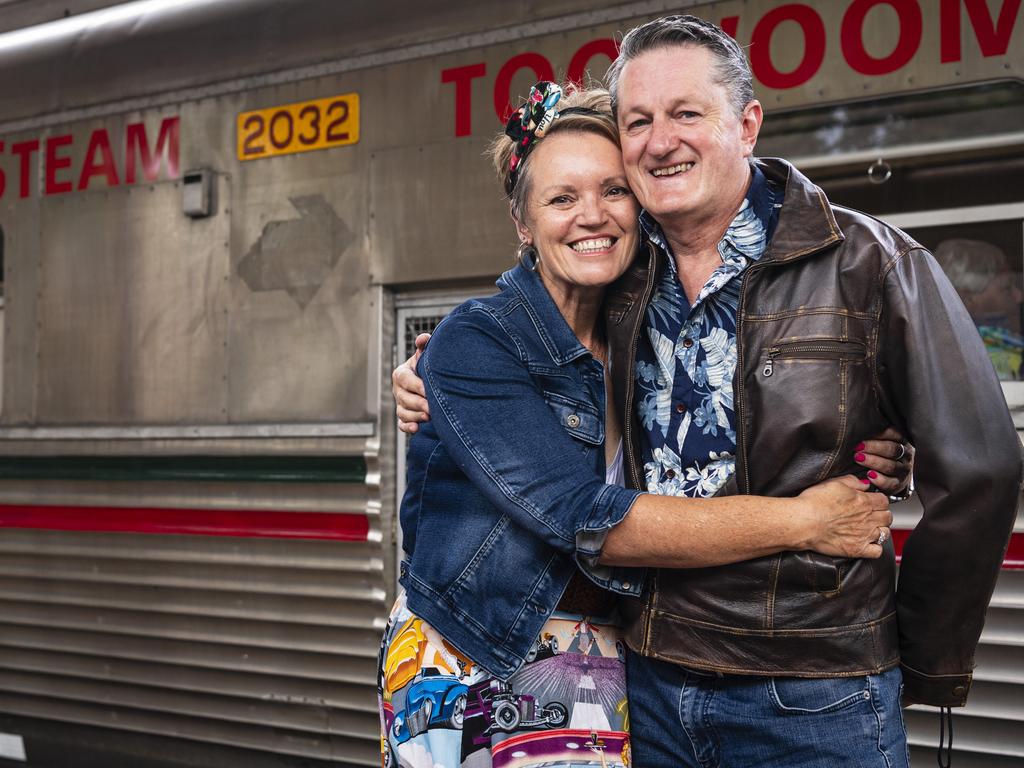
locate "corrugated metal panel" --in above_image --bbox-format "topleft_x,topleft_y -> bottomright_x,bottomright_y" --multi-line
0,445 -> 387,766
896,495 -> 1024,767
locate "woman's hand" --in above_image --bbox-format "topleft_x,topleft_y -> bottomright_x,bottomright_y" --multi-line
393,333 -> 431,434
796,475 -> 893,559
855,427 -> 914,496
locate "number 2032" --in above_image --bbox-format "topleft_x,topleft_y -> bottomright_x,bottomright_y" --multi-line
237,93 -> 360,161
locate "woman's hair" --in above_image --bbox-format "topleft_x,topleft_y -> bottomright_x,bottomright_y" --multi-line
488,85 -> 618,223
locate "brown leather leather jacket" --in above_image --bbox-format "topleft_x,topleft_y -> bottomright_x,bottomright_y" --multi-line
606,158 -> 1021,707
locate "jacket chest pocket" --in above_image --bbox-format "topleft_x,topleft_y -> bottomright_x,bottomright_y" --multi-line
747,336 -> 872,491
531,366 -> 606,447
542,392 -> 604,447
760,339 -> 866,378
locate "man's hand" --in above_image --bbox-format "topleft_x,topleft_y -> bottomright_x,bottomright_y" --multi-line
393,333 -> 431,434
796,475 -> 893,558
854,427 -> 915,496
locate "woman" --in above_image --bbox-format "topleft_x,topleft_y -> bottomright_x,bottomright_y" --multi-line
379,84 -> 903,768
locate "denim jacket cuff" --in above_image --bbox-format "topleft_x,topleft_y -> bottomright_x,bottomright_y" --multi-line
574,486 -> 644,596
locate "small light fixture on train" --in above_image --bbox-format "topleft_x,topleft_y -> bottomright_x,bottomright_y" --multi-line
182,167 -> 214,217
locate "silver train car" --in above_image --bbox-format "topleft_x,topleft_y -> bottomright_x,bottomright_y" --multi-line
0,0 -> 1020,765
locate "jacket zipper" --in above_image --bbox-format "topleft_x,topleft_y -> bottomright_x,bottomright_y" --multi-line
624,244 -> 658,491
761,339 -> 867,377
735,264 -> 766,496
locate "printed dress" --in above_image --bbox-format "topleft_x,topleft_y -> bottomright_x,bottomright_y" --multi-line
378,595 -> 629,768
378,446 -> 630,768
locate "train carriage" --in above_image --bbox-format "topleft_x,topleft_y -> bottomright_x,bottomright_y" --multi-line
0,0 -> 1019,765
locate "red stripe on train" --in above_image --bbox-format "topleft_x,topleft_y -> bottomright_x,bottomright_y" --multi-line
893,529 -> 1024,570
0,504 -> 369,541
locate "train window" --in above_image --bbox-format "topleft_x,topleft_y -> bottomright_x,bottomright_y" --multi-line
760,81 -> 1024,183
806,152 -> 1024,217
884,208 -> 1024,382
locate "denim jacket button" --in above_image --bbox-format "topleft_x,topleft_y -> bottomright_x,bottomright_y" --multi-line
621,581 -> 632,590
566,414 -> 581,428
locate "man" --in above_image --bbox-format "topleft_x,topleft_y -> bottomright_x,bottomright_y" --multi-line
396,15 -> 1020,767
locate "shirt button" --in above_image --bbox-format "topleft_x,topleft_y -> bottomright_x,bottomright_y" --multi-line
665,469 -> 676,479
682,338 -> 694,348
676,403 -> 687,414
566,414 -> 581,428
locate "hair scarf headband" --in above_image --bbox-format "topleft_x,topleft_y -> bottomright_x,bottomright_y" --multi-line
504,81 -> 563,197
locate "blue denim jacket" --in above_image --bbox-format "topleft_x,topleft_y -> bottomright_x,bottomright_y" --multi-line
399,263 -> 644,679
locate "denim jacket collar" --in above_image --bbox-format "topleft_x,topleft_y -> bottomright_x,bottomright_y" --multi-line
500,264 -> 591,366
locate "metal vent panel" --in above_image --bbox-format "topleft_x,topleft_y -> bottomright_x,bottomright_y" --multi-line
0,447 -> 385,765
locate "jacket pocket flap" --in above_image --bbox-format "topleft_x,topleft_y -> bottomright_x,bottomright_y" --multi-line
543,394 -> 604,445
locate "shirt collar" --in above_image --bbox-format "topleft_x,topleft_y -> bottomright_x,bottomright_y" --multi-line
498,264 -> 591,366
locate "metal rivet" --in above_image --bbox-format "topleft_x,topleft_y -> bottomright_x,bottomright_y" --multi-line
566,414 -> 581,428
621,582 -> 631,591
863,691 -> 871,700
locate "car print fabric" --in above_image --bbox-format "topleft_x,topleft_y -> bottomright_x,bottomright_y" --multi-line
378,592 -> 630,768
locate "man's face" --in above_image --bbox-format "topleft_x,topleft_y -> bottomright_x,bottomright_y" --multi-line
616,45 -> 762,231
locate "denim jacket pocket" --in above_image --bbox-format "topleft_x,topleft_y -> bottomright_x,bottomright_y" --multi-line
542,393 -> 604,446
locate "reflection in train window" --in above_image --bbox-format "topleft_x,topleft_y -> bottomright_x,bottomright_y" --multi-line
903,219 -> 1024,381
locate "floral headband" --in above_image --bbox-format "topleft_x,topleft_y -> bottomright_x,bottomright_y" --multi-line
504,81 -> 563,197
504,81 -> 607,197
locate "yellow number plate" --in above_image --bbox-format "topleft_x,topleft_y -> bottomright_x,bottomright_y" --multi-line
237,93 -> 359,161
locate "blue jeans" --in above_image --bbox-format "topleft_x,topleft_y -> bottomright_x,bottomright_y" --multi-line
627,653 -> 909,768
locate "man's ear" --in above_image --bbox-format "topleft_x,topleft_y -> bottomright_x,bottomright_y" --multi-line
740,99 -> 763,158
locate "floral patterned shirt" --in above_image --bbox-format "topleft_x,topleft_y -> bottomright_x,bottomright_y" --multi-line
635,166 -> 781,497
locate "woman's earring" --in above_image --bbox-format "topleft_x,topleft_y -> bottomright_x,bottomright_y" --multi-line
518,243 -> 540,272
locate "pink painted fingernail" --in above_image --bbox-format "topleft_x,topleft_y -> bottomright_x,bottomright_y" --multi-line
855,453 -> 866,462
868,470 -> 878,479
860,478 -> 870,484
856,442 -> 865,451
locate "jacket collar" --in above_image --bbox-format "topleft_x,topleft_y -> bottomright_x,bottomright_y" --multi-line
606,160 -> 840,319
755,157 -> 844,263
499,263 -> 591,366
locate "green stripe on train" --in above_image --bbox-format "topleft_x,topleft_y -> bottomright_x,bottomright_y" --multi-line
0,456 -> 367,483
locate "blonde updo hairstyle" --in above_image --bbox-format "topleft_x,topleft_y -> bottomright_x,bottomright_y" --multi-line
488,85 -> 619,226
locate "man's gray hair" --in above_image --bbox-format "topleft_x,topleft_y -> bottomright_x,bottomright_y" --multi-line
606,15 -> 755,118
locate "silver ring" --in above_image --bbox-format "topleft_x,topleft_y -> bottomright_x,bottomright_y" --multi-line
894,443 -> 906,461
877,529 -> 888,546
